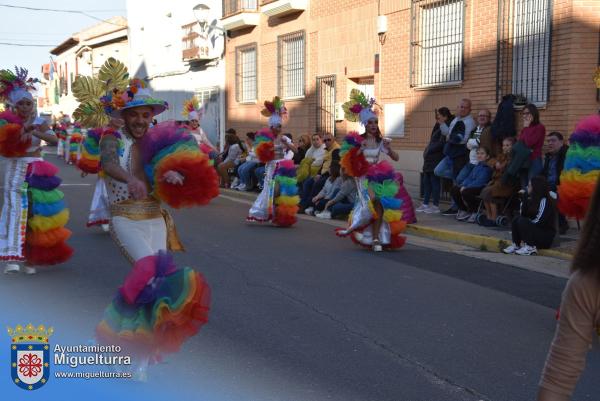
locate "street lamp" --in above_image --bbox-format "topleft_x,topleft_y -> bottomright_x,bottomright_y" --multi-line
193,3 -> 227,36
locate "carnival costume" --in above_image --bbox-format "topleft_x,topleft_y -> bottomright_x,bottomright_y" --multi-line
72,58 -> 217,363
335,89 -> 415,250
0,67 -> 73,268
181,97 -> 216,159
558,113 -> 600,219
246,97 -> 299,227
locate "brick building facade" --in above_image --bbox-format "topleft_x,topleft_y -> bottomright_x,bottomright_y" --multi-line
222,0 -> 600,191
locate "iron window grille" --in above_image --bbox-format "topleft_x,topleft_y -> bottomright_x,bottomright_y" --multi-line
410,0 -> 465,88
278,30 -> 306,99
316,75 -> 336,136
223,0 -> 258,17
497,0 -> 553,104
235,44 -> 258,103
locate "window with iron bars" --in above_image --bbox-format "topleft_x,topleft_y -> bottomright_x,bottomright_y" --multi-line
410,0 -> 465,88
497,0 -> 552,104
235,44 -> 257,103
223,0 -> 257,17
278,31 -> 305,99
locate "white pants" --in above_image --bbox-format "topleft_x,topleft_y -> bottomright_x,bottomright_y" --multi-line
110,216 -> 166,263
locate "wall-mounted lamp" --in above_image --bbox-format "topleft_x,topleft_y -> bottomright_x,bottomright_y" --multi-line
377,15 -> 387,45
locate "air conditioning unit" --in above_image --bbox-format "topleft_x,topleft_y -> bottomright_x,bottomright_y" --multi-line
334,102 -> 344,121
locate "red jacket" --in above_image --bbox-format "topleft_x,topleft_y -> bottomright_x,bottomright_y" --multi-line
518,124 -> 546,160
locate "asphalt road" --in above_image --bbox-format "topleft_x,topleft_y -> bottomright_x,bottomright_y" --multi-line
2,151 -> 599,401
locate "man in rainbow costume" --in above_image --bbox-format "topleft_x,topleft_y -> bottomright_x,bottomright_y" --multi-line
73,58 -> 219,379
0,67 -> 73,274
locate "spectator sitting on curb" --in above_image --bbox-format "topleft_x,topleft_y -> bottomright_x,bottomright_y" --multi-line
234,132 -> 259,191
477,136 -> 519,227
542,131 -> 570,234
293,134 -> 311,165
318,167 -> 358,220
455,109 -> 493,186
416,106 -> 451,214
296,133 -> 326,185
503,175 -> 557,256
217,131 -> 243,188
305,162 -> 342,216
300,133 -> 340,212
450,147 -> 493,223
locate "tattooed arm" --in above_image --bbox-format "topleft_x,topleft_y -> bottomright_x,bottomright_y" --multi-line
100,135 -> 147,199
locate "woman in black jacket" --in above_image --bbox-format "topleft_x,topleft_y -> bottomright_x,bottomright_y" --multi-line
503,175 -> 557,256
416,107 -> 452,214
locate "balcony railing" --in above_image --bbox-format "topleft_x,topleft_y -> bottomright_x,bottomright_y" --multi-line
223,0 -> 258,17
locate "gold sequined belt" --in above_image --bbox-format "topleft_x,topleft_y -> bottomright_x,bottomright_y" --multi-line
110,198 -> 163,220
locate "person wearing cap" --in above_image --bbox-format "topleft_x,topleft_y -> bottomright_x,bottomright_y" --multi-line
0,67 -> 72,274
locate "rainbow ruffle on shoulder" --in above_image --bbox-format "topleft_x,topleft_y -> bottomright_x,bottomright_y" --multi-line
365,161 -> 407,249
340,131 -> 369,177
558,114 -> 600,219
0,111 -> 30,157
24,161 -> 73,265
254,128 -> 275,163
140,122 -> 219,208
96,251 -> 210,359
273,160 -> 299,227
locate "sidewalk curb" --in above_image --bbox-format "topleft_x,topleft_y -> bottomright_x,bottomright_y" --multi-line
220,189 -> 573,261
405,224 -> 572,260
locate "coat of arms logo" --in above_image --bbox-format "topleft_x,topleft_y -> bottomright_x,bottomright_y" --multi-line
8,323 -> 53,390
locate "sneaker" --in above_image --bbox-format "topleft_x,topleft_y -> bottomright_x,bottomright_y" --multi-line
467,213 -> 477,223
315,210 -> 332,219
304,207 -> 314,216
516,244 -> 538,256
502,243 -> 520,254
415,203 -> 430,213
231,178 -> 240,188
22,266 -> 37,275
456,210 -> 470,221
442,207 -> 458,216
101,224 -> 110,232
236,183 -> 247,191
424,205 -> 440,214
477,216 -> 497,227
4,263 -> 20,274
372,239 -> 383,252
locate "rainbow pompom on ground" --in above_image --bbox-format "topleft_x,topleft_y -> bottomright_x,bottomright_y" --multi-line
24,161 -> 73,265
140,121 -> 219,208
96,251 -> 210,360
558,114 -> 600,219
273,159 -> 299,227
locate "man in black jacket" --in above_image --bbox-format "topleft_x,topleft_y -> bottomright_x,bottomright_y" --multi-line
543,131 -> 569,234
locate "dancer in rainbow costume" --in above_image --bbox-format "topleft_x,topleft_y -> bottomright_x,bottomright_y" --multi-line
0,67 -> 73,274
73,59 -> 218,378
335,89 -> 415,251
181,96 -> 217,160
246,97 -> 299,227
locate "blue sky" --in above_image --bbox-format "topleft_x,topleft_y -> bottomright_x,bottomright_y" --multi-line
0,0 -> 126,79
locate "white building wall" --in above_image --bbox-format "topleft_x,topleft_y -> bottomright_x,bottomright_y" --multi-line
126,0 -> 226,148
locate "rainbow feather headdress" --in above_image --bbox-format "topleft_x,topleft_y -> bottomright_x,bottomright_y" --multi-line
342,89 -> 377,126
181,97 -> 204,121
0,67 -> 39,105
261,96 -> 287,127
